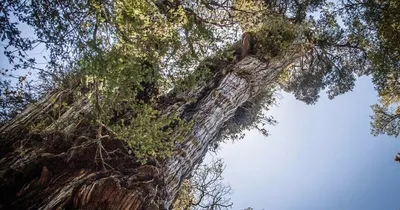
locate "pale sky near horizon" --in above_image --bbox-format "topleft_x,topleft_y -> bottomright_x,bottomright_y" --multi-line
216,76 -> 400,210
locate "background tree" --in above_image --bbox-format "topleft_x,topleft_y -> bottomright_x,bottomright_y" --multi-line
363,0 -> 400,149
173,159 -> 233,210
276,0 -> 400,160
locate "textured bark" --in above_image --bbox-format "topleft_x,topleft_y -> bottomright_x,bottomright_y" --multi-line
0,48 -> 302,209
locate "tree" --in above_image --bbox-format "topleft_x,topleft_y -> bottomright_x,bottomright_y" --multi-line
364,0 -> 400,150
0,0 -> 313,208
277,0 -> 400,160
173,159 -> 233,210
0,0 -> 397,209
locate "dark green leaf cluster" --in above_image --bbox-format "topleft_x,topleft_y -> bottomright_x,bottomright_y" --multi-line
254,18 -> 298,58
283,4 -> 371,104
371,104 -> 400,138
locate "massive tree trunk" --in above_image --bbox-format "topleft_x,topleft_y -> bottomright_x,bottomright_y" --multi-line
0,45 -> 302,209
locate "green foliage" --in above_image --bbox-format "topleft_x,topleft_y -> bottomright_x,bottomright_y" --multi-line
74,47 -> 194,163
9,0 -> 400,163
281,2 -> 372,104
112,103 -> 191,163
371,104 -> 400,138
174,66 -> 213,95
253,18 -> 298,58
367,0 -> 400,93
344,0 -> 400,139
281,0 -> 400,106
2,0 -> 214,162
233,0 -> 269,31
371,73 -> 400,137
0,0 -> 220,121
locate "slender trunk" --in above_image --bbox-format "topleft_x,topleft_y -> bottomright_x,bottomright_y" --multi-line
0,48 -> 301,209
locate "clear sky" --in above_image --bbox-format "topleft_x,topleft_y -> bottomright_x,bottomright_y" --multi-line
216,76 -> 400,210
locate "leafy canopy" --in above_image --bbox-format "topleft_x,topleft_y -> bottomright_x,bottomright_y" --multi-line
3,0 -> 400,160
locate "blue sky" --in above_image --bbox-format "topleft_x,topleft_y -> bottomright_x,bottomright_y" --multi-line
217,76 -> 400,210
